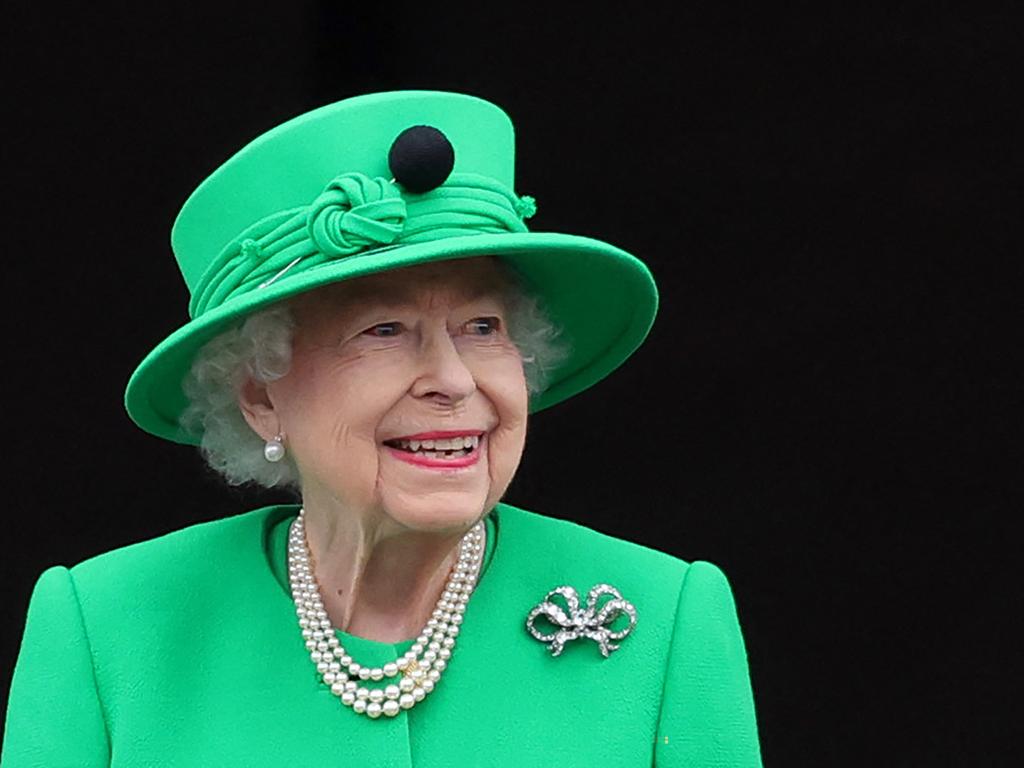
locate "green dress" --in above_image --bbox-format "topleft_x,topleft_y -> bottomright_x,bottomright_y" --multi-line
2,503 -> 762,766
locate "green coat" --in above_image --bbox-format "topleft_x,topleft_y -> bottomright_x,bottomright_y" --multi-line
2,503 -> 763,766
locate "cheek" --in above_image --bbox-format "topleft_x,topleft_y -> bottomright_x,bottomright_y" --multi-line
494,374 -> 529,428
277,351 -> 412,459
474,355 -> 529,476
487,353 -> 530,418
462,341 -> 528,405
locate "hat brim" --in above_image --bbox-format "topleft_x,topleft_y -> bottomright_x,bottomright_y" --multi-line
124,231 -> 658,444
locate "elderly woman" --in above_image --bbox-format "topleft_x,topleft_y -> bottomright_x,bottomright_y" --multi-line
2,91 -> 762,766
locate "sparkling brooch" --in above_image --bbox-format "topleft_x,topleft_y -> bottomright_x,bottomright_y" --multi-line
525,584 -> 638,657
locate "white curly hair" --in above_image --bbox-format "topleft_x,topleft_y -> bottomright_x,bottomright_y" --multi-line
180,262 -> 568,489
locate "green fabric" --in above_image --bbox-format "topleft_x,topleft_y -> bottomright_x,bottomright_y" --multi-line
188,172 -> 534,319
123,91 -> 660,445
2,504 -> 762,766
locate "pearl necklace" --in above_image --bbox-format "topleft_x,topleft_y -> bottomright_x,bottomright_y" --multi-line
287,509 -> 485,719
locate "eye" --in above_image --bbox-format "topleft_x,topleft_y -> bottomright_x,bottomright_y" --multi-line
465,317 -> 501,335
362,322 -> 404,338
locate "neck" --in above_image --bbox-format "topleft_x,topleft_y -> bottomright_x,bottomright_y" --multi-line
298,491 -> 479,643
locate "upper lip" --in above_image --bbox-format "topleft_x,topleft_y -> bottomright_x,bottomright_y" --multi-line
385,429 -> 486,442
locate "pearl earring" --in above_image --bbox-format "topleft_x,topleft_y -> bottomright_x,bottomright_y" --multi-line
264,434 -> 285,463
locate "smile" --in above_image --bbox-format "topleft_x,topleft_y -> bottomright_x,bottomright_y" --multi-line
382,430 -> 485,469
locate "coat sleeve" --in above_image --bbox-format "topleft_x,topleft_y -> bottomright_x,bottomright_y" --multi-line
654,560 -> 763,767
2,566 -> 111,767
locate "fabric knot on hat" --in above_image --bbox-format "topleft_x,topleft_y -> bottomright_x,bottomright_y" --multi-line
306,172 -> 407,257
239,238 -> 262,259
515,195 -> 537,220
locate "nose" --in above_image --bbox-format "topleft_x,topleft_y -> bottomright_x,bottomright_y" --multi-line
411,325 -> 477,405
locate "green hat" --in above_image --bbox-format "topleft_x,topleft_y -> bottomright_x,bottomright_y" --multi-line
124,90 -> 659,444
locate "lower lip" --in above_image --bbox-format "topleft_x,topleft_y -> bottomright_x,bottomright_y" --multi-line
384,438 -> 484,469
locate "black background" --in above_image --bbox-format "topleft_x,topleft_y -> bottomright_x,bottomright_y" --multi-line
2,3 -> 1020,764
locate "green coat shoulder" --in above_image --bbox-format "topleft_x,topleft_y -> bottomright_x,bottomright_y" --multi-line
493,501 -> 693,595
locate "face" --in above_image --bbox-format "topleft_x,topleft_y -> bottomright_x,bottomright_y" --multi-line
244,257 -> 529,535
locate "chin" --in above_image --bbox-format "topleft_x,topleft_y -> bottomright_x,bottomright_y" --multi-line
382,492 -> 490,533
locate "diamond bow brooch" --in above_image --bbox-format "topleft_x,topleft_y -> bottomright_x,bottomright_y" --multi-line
525,583 -> 638,658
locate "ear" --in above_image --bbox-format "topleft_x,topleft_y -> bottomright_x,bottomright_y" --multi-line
238,375 -> 281,442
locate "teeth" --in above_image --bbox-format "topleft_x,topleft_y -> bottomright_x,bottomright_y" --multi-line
392,435 -> 481,453
426,449 -> 469,460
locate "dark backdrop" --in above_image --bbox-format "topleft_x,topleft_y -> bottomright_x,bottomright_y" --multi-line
2,4 -> 1019,764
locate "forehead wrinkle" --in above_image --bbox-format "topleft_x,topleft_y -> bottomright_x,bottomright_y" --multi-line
318,270 -> 505,313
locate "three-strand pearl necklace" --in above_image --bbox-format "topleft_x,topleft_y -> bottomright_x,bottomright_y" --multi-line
287,508 -> 485,718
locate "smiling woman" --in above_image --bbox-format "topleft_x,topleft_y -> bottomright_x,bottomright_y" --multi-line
2,91 -> 763,766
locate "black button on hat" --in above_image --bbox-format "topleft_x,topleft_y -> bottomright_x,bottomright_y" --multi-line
388,125 -> 455,193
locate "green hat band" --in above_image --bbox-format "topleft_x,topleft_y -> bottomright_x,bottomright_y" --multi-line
188,171 -> 536,319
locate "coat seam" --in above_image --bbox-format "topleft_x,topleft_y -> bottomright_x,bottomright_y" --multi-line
66,567 -> 114,761
652,560 -> 695,752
